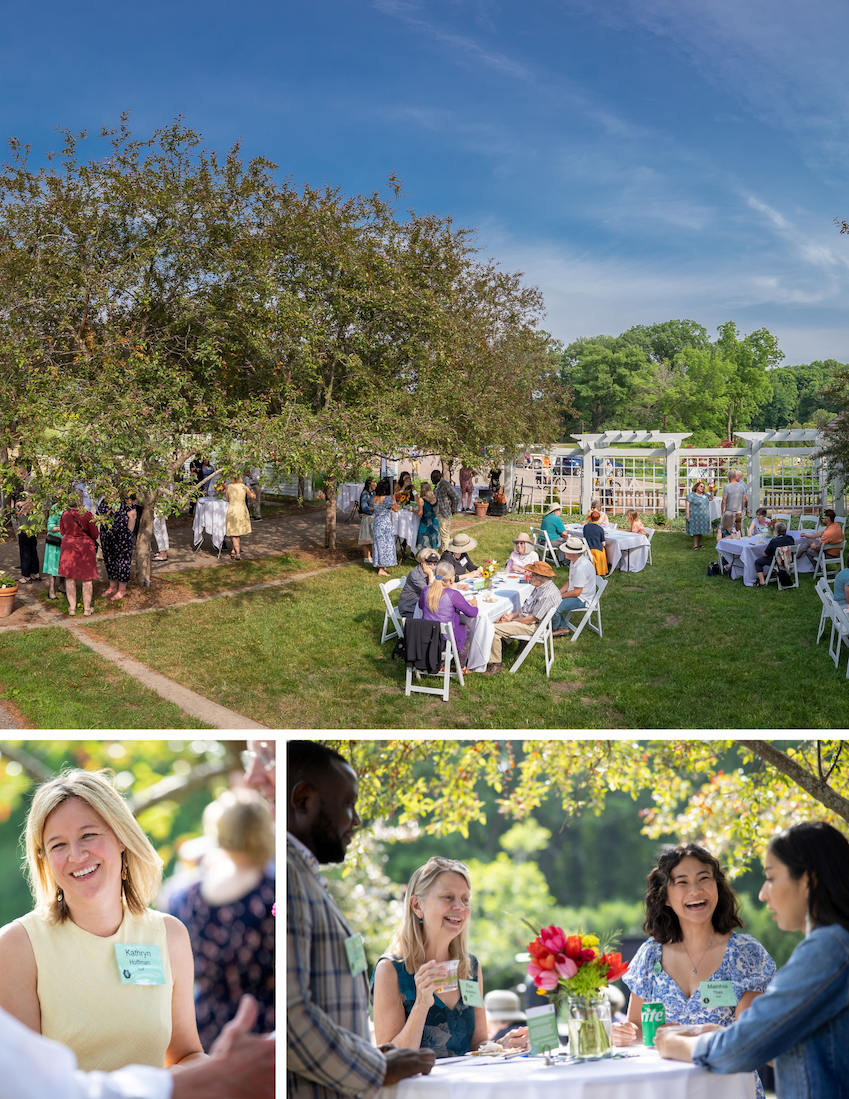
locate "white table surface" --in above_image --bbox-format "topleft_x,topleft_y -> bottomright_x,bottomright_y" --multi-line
717,530 -> 811,586
192,498 -> 228,549
377,1047 -> 755,1099
567,526 -> 650,573
338,483 -> 363,513
391,509 -> 420,546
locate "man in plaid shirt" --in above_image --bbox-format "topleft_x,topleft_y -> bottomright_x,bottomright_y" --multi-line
484,560 -> 562,674
288,742 -> 435,1099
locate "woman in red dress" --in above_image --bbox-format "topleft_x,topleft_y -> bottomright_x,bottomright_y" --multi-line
58,495 -> 100,616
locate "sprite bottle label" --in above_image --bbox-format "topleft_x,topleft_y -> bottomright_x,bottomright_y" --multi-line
641,1001 -> 666,1046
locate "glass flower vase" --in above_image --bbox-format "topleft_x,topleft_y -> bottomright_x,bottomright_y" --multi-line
566,994 -> 611,1059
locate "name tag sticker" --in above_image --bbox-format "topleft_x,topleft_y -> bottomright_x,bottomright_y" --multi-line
114,944 -> 166,985
526,1002 -> 559,1055
459,978 -> 483,1007
344,933 -> 367,976
700,979 -> 737,1007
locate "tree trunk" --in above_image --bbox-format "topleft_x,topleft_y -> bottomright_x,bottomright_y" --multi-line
325,480 -> 337,549
134,491 -> 157,588
441,457 -> 452,479
727,405 -> 733,442
297,474 -> 305,504
740,740 -> 849,823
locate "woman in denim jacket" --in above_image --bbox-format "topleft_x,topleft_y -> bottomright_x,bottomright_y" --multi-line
656,821 -> 849,1099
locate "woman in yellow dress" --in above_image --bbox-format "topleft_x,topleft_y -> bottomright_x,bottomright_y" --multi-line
0,768 -> 207,1073
226,474 -> 256,560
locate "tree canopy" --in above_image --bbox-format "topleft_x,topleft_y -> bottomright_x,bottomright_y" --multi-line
325,739 -> 849,877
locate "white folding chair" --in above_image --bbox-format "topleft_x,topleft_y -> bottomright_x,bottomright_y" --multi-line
644,528 -> 655,566
565,576 -> 608,642
828,600 -> 849,675
379,578 -> 405,644
816,578 -> 836,644
763,543 -> 799,590
530,525 -> 559,567
509,604 -> 558,677
797,514 -> 820,533
812,541 -> 846,582
404,621 -> 464,702
770,512 -> 792,529
834,516 -> 847,532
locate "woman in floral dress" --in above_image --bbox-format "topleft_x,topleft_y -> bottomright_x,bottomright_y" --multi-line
684,481 -> 712,549
98,497 -> 137,601
371,478 -> 398,577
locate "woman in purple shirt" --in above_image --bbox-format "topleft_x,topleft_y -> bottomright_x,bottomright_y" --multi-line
419,561 -> 479,667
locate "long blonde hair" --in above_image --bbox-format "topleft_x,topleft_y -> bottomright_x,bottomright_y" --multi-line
387,859 -> 473,977
24,768 -> 164,925
426,561 -> 456,613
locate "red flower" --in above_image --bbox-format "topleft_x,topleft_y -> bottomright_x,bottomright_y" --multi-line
563,935 -> 585,962
528,937 -> 556,969
600,952 -> 629,982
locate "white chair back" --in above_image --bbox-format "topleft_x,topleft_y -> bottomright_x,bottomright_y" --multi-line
832,601 -> 849,677
404,620 -> 465,702
833,515 -> 847,531
530,525 -> 559,567
797,515 -> 820,532
770,512 -> 792,528
567,576 -> 608,642
764,542 -> 799,590
816,578 -> 836,645
813,540 -> 846,582
643,528 -> 655,566
379,578 -> 405,645
509,603 -> 558,677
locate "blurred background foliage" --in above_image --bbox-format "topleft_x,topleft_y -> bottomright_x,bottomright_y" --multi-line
320,739 -> 806,994
0,739 -> 249,926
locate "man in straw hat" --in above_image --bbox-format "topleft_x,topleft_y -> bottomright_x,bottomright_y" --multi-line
551,534 -> 596,637
483,560 -> 562,674
439,532 -> 482,582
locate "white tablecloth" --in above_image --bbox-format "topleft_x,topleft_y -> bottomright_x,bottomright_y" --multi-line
193,498 -> 228,549
392,509 -> 421,546
717,531 -> 811,586
709,497 -> 723,522
567,526 -> 650,573
377,1047 -> 755,1099
338,483 -> 363,513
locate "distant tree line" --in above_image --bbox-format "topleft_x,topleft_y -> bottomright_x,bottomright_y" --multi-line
559,318 -> 844,442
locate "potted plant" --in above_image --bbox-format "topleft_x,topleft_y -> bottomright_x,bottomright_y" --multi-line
0,569 -> 19,617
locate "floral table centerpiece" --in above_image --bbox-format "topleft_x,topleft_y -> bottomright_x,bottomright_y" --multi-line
480,559 -> 498,588
526,924 -> 628,1058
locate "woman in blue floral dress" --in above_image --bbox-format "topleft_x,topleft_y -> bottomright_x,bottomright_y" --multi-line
684,481 -> 713,549
371,478 -> 398,577
613,843 -> 775,1099
371,859 -> 529,1056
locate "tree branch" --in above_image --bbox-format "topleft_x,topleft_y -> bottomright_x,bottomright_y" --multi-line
0,743 -> 54,785
127,753 -> 242,814
740,740 -> 849,822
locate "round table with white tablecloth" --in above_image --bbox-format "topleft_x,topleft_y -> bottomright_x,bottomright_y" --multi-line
413,574 -> 534,673
337,482 -> 364,515
192,497 -> 228,551
377,1046 -> 755,1099
567,525 -> 650,573
716,530 -> 811,586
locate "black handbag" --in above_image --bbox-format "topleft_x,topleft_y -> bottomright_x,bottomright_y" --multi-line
706,562 -> 722,576
45,532 -> 62,547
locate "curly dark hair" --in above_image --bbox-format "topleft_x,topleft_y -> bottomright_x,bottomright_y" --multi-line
643,843 -> 743,943
375,477 -> 392,496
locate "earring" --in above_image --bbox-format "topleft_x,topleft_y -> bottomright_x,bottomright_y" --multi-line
805,908 -> 812,937
57,887 -> 63,903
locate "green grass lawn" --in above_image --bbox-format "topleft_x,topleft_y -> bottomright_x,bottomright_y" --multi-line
79,518 -> 848,730
0,629 -> 212,729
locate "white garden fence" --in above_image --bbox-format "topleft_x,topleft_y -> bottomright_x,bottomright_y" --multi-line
507,430 -> 845,519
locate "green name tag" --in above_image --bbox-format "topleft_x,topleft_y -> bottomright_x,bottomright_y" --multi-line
114,943 -> 166,985
526,1002 -> 559,1055
459,978 -> 483,1007
700,979 -> 737,1007
344,933 -> 367,976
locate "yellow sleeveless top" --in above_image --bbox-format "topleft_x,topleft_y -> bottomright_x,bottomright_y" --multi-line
18,906 -> 173,1071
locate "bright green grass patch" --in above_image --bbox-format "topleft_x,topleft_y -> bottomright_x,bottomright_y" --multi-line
81,517 -> 847,730
0,629 -> 211,729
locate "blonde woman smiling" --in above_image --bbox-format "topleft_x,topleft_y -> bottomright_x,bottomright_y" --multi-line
0,769 -> 207,1073
371,858 -> 528,1056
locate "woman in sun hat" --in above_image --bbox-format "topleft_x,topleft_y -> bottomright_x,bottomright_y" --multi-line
439,532 -> 481,583
612,843 -> 774,1098
371,858 -> 529,1056
0,768 -> 206,1072
505,534 -> 539,575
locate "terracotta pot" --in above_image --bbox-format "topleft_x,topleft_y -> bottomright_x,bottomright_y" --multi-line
0,583 -> 18,617
474,501 -> 489,517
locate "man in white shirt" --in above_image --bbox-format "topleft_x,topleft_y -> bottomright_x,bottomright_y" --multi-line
0,992 -> 273,1099
552,534 -> 596,636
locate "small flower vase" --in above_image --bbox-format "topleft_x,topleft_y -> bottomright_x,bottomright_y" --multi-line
566,994 -> 611,1059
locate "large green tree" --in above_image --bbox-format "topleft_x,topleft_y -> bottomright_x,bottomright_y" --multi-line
714,322 -> 783,439
559,337 -> 651,432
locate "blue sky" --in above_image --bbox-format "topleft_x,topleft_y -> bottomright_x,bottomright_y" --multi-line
3,0 -> 849,364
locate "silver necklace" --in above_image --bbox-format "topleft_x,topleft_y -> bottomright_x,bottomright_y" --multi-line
683,935 -> 714,974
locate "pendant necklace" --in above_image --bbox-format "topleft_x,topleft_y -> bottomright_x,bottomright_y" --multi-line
683,935 -> 714,974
